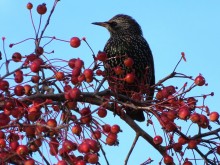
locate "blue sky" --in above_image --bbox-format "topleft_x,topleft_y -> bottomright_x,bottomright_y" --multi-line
1,1 -> 220,164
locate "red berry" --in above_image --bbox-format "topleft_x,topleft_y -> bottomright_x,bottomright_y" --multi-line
37,3 -> 47,15
124,57 -> 134,67
84,69 -> 93,79
69,88 -> 81,100
31,75 -> 40,83
166,110 -> 177,121
30,61 -> 41,73
62,140 -> 77,153
23,84 -> 32,95
49,138 -> 59,150
0,131 -> 5,139
63,85 -> 71,92
9,141 -> 19,151
87,153 -> 99,164
96,69 -> 103,76
72,124 -> 82,136
187,139 -> 198,149
97,107 -> 107,118
56,160 -> 67,165
75,160 -> 86,165
27,3 -> 33,10
124,73 -> 135,84
78,74 -> 86,82
187,97 -> 197,110
50,147 -> 58,156
209,111 -> 219,122
156,90 -> 164,100
102,124 -> 111,133
78,142 -> 90,153
183,160 -> 193,165
70,37 -> 81,48
68,58 -> 76,68
163,154 -> 173,164
0,80 -> 9,91
74,58 -> 84,68
71,76 -> 79,85
195,75 -> 205,86
106,133 -> 117,146
216,146 -> 220,155
111,124 -> 120,134
97,51 -> 107,62
178,106 -> 190,120
198,114 -> 209,128
24,159 -> 35,165
0,139 -> 6,148
55,72 -> 65,81
12,52 -> 22,62
80,112 -> 92,124
165,122 -> 176,132
14,70 -> 23,77
26,54 -> 37,62
190,113 -> 200,123
47,119 -> 57,128
0,113 -> 10,127
165,85 -> 176,95
153,135 -> 163,145
92,130 -> 102,139
72,67 -> 81,77
16,145 -> 29,155
35,46 -> 44,55
4,100 -> 15,110
14,85 -> 25,96
25,126 -> 35,137
113,66 -> 124,75
178,136 -> 188,145
14,74 -> 23,83
84,139 -> 100,153
173,143 -> 182,152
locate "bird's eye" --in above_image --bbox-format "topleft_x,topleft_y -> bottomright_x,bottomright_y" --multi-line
109,21 -> 117,27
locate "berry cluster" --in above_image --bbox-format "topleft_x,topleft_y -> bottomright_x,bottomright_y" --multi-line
0,1 -> 219,165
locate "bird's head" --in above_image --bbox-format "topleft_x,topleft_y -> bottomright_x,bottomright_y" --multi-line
92,14 -> 142,36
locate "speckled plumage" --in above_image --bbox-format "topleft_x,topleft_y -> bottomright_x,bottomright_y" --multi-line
93,14 -> 155,122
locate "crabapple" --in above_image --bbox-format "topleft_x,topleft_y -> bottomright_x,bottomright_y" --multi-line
195,75 -> 205,86
37,3 -> 47,15
70,37 -> 81,48
153,135 -> 163,145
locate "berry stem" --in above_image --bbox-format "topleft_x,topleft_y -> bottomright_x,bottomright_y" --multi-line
29,10 -> 37,36
37,0 -> 59,46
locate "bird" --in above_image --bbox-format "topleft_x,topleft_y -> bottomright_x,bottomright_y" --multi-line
92,14 -> 155,122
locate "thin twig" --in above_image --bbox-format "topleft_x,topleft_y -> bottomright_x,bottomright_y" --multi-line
38,0 -> 59,46
37,149 -> 50,165
124,133 -> 140,165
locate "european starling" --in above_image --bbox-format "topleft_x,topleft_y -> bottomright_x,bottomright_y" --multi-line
92,14 -> 155,122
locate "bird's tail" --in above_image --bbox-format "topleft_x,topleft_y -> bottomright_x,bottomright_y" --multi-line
125,108 -> 145,122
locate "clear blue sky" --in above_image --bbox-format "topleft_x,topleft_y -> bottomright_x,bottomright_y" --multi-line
1,1 -> 220,164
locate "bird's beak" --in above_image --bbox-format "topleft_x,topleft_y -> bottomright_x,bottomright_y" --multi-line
92,22 -> 109,27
